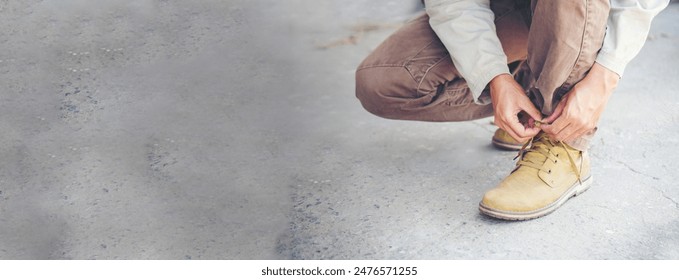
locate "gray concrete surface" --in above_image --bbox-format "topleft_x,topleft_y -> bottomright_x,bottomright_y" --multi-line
0,0 -> 677,259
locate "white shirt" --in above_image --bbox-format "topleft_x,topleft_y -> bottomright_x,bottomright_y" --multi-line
425,0 -> 669,104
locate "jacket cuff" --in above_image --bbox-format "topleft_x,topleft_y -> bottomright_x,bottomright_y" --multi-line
595,50 -> 626,78
467,63 -> 510,105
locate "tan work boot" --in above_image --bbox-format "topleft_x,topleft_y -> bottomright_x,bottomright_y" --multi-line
492,128 -> 526,151
479,132 -> 592,220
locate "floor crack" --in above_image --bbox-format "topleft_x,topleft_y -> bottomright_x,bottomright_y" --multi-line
586,204 -> 616,212
616,160 -> 660,180
654,186 -> 679,210
614,160 -> 677,210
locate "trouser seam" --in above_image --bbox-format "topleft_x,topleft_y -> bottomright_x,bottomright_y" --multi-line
557,0 -> 592,99
357,64 -> 409,71
414,54 -> 456,95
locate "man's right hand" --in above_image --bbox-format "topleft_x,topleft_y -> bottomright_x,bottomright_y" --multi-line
489,74 -> 542,143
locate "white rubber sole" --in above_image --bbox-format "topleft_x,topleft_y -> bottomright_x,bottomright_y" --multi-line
491,137 -> 523,151
479,176 -> 593,221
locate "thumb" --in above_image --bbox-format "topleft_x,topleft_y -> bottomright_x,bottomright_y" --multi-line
542,98 -> 567,124
520,100 -> 543,123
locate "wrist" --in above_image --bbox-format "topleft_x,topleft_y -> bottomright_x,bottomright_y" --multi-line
489,73 -> 513,87
591,63 -> 619,91
489,73 -> 514,96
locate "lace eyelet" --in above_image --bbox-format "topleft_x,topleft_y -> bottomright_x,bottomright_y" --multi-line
548,170 -> 552,174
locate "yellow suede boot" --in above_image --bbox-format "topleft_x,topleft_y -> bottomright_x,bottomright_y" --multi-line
492,128 -> 526,151
480,132 -> 592,220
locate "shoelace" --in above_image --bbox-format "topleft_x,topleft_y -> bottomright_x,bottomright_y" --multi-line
513,128 -> 582,185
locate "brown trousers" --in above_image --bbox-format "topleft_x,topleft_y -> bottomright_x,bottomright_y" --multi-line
355,0 -> 610,150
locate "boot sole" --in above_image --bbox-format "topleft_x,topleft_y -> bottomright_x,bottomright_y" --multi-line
491,137 -> 523,151
478,176 -> 593,221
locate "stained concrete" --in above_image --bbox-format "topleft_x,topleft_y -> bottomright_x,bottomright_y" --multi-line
0,0 -> 677,259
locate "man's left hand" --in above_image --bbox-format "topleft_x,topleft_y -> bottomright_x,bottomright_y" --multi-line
541,63 -> 619,142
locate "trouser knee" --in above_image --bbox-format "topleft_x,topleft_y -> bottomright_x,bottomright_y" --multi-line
355,65 -> 418,119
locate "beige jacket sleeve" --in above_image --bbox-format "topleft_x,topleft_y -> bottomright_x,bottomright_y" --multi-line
425,0 -> 509,104
596,0 -> 669,77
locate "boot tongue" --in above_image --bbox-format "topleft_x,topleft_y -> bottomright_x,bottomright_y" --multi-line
526,138 -> 551,161
517,134 -> 554,168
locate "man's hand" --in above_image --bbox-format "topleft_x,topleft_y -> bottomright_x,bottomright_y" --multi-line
490,74 -> 542,143
542,63 -> 619,142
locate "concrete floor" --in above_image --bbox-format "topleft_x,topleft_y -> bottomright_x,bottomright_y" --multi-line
0,0 -> 678,259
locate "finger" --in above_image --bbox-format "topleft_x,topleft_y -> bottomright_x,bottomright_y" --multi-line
512,119 -> 541,141
542,99 -> 567,124
540,121 -> 560,135
542,120 -> 569,140
519,100 -> 543,123
523,126 -> 541,138
494,116 -> 520,141
504,120 -> 529,143
553,123 -> 578,142
545,113 -> 569,133
501,112 -> 533,142
527,118 -> 535,128
541,124 -> 555,138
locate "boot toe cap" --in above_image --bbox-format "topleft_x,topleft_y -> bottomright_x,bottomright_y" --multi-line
481,187 -> 542,213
